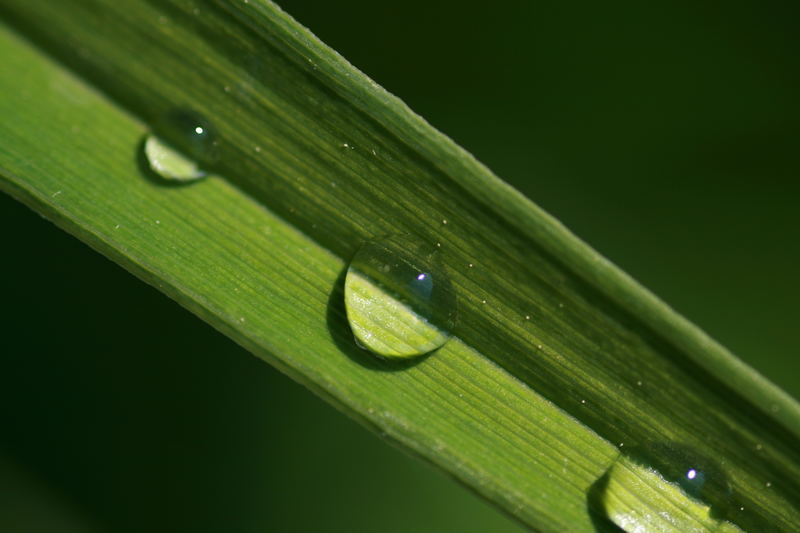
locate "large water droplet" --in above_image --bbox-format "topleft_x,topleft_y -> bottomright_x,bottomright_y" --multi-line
589,443 -> 742,532
344,235 -> 457,359
141,110 -> 217,182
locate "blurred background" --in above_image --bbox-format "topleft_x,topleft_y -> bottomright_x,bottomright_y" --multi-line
1,0 -> 798,531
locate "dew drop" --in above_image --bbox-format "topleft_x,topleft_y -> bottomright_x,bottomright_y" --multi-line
141,110 -> 217,183
143,135 -> 205,181
589,443 -> 743,532
344,235 -> 457,359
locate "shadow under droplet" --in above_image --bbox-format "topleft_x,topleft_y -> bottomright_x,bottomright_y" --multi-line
587,470 -> 626,532
326,265 -> 432,372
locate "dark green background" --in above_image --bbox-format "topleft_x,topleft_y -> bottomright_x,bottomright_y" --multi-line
1,1 -> 798,531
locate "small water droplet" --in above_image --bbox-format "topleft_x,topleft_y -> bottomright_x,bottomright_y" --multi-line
344,235 -> 457,359
589,443 -> 742,532
442,219 -> 448,225
525,315 -> 530,320
141,110 -> 217,183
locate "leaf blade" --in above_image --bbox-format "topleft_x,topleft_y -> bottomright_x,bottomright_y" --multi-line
0,2 -> 798,530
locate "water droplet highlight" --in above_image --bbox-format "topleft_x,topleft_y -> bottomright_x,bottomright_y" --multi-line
141,110 -> 217,183
344,235 -> 457,359
589,443 -> 742,532
143,135 -> 206,181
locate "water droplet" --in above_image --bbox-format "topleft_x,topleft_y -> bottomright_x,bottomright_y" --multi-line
143,135 -> 206,181
589,443 -> 741,532
141,110 -> 217,183
344,235 -> 457,359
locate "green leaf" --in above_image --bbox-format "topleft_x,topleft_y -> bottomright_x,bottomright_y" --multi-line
0,1 -> 798,531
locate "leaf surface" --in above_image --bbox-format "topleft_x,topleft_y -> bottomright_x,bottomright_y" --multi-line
0,2 -> 798,530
